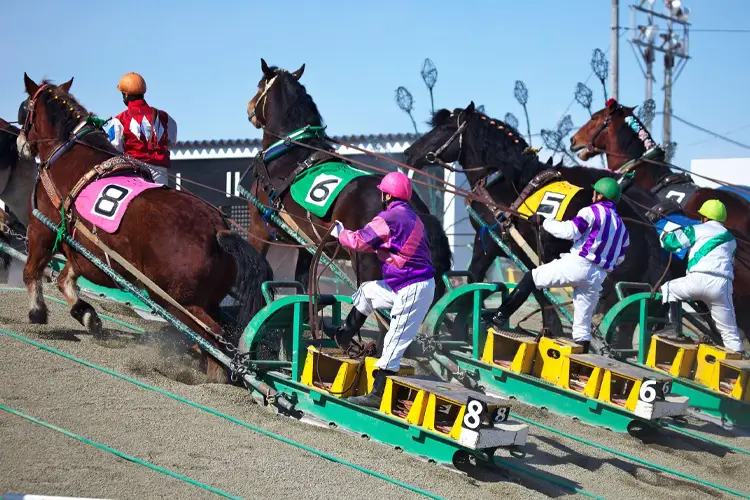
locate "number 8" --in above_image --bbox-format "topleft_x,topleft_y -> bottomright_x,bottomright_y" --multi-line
463,400 -> 483,429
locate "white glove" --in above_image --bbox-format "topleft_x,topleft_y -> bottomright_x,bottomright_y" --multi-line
330,221 -> 344,238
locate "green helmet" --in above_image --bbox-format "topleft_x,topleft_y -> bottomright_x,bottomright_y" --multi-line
592,177 -> 621,203
698,199 -> 727,222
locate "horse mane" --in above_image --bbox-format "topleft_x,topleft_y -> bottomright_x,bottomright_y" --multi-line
433,107 -> 529,169
267,68 -> 324,129
0,120 -> 19,168
38,81 -> 120,154
615,112 -> 649,160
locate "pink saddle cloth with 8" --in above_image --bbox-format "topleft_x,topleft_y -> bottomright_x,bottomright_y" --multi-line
75,174 -> 163,233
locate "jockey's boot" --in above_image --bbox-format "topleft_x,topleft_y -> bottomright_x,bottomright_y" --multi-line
657,302 -> 682,337
576,340 -> 591,354
346,368 -> 396,408
324,308 -> 368,348
492,271 -> 536,329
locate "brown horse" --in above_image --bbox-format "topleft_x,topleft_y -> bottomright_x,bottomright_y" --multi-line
570,99 -> 750,236
244,59 -> 452,304
570,100 -> 750,343
16,74 -> 273,382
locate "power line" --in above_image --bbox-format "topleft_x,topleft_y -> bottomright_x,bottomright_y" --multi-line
621,27 -> 750,33
685,124 -> 750,147
657,112 -> 750,150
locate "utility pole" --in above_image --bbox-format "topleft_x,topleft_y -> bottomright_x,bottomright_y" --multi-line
612,0 -> 620,101
630,0 -> 690,148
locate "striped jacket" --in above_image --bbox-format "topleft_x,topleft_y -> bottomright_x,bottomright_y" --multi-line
542,200 -> 629,272
338,201 -> 435,292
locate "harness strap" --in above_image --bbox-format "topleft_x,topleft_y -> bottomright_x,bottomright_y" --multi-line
650,172 -> 693,196
63,157 -> 152,213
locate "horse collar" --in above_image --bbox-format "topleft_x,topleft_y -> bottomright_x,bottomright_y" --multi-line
262,125 -> 327,163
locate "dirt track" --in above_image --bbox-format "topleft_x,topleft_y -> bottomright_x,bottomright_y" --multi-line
1,285 -> 749,500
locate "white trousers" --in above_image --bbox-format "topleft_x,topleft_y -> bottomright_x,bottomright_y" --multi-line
148,166 -> 168,186
532,254 -> 607,342
352,278 -> 435,371
661,272 -> 742,352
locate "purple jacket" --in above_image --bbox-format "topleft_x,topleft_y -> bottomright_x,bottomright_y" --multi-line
339,201 -> 435,292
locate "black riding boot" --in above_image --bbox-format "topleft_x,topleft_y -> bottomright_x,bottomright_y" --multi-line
347,368 -> 396,408
324,308 -> 368,348
658,302 -> 682,336
492,271 -> 536,329
577,340 -> 591,354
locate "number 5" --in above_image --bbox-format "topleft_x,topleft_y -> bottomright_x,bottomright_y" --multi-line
538,192 -> 566,219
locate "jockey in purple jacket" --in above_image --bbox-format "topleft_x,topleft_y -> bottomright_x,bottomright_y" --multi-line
327,171 -> 436,408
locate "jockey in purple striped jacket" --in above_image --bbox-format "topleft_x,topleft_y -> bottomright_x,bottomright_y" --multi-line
326,171 -> 435,408
491,177 -> 629,352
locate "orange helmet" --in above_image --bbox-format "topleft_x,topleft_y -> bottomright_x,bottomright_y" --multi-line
117,72 -> 147,95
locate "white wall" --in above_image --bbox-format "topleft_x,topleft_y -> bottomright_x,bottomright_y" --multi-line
689,157 -> 750,189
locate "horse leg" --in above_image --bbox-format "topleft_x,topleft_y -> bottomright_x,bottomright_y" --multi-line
468,233 -> 498,281
184,305 -> 230,384
295,250 -> 312,292
57,261 -> 103,336
23,222 -> 54,324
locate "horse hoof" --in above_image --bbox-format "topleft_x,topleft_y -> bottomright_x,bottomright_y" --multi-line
29,308 -> 48,324
84,311 -> 104,337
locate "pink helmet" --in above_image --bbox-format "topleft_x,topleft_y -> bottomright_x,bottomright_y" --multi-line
377,171 -> 412,200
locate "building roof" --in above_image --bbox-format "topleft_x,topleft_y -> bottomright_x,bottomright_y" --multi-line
171,132 -> 419,160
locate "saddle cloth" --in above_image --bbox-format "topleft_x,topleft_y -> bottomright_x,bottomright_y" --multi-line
75,174 -> 163,233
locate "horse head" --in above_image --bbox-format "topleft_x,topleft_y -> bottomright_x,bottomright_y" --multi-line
570,99 -> 639,168
247,59 -> 319,141
16,73 -> 79,161
405,102 -> 529,187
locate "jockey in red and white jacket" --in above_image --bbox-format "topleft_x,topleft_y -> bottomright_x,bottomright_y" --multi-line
104,72 -> 177,185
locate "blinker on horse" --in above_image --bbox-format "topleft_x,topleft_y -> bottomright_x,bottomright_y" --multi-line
244,59 -> 452,307
16,74 -> 274,383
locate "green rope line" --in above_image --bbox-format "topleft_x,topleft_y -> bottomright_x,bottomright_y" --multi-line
515,414 -> 750,498
237,186 -> 357,291
0,328 -> 444,500
0,286 -> 146,334
51,204 -> 66,255
663,423 -> 750,457
493,458 -> 605,500
465,205 -> 574,324
0,401 -> 242,499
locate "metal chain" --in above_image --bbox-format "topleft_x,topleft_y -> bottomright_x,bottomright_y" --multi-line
0,222 -> 29,252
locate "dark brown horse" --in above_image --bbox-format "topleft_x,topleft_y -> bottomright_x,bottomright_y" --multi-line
244,59 -> 452,303
16,75 -> 273,382
404,103 -> 672,340
570,99 -> 750,236
570,100 -> 750,342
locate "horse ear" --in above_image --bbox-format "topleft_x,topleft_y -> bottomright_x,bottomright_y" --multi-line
23,73 -> 39,95
546,157 -> 553,165
465,101 -> 475,113
261,58 -> 271,75
625,105 -> 637,114
59,77 -> 74,93
292,63 -> 305,80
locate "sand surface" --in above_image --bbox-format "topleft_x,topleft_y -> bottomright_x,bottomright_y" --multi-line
0,285 -> 748,500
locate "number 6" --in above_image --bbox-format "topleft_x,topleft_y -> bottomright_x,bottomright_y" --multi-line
639,380 -> 657,403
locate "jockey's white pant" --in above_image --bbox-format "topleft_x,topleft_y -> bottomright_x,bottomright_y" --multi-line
532,254 -> 607,343
661,272 -> 742,352
148,166 -> 168,186
352,278 -> 435,372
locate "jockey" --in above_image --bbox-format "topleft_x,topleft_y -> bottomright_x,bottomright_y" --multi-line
103,72 -> 177,185
491,177 -> 629,352
327,171 -> 436,408
659,199 -> 742,352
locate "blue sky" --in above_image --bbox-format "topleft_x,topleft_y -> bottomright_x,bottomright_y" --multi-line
1,0 -> 748,170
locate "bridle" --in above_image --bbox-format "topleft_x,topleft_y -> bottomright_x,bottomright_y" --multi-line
424,113 -> 468,172
248,74 -> 279,126
20,83 -> 53,142
586,112 -> 614,156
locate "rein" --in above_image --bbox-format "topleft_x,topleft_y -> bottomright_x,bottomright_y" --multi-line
248,74 -> 279,125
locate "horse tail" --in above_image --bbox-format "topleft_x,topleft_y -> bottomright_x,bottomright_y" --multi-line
417,211 -> 453,303
216,231 -> 274,336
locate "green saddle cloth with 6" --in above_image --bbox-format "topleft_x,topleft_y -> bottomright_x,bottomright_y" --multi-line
289,162 -> 371,218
